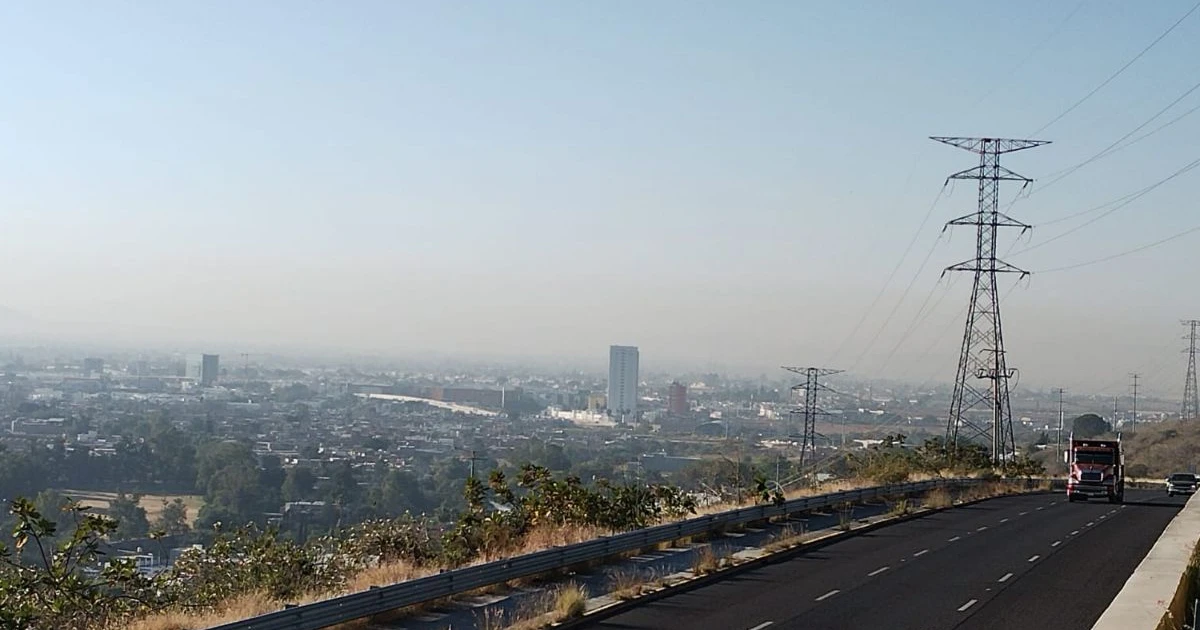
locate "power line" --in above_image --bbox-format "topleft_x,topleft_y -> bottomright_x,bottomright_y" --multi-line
847,231 -> 946,373
1037,77 -> 1200,189
1010,155 -> 1200,257
827,184 -> 948,366
1036,222 -> 1200,274
1030,0 -> 1200,136
968,0 -> 1088,109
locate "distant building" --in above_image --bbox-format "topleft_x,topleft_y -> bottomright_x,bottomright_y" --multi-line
667,381 -> 688,415
82,357 -> 104,376
186,354 -> 220,387
587,393 -> 607,412
426,386 -> 518,409
607,345 -> 639,422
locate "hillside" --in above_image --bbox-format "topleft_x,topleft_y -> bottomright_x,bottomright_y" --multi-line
1121,419 -> 1200,478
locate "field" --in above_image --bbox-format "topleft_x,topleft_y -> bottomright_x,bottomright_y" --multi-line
58,490 -> 205,526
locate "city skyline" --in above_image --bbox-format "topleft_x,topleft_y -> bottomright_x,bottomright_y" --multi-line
1,2 -> 1199,393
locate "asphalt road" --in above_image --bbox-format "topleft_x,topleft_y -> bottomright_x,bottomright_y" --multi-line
580,489 -> 1186,630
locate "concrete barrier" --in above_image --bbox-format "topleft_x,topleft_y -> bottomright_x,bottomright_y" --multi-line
1092,492 -> 1200,630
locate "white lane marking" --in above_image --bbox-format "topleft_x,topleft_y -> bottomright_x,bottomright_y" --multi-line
1028,555 -> 1040,562
977,526 -> 988,531
999,572 -> 1013,582
1099,515 -> 1106,520
949,536 -> 961,542
868,566 -> 890,577
749,623 -> 774,630
1087,522 -> 1095,527
1036,507 -> 1045,511
1052,540 -> 1061,547
1071,530 -> 1080,536
1020,511 -> 1028,516
1000,518 -> 1009,523
958,599 -> 979,612
914,549 -> 929,557
816,590 -> 840,601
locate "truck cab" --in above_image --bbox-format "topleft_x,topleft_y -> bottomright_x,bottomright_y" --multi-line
1066,434 -> 1124,504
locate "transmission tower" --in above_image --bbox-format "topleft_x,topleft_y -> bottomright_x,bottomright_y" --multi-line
1130,373 -> 1140,431
783,366 -> 843,473
1183,320 -> 1200,420
933,136 -> 1050,463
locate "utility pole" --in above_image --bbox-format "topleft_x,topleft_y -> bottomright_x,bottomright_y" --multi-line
466,450 -> 485,479
933,136 -> 1049,463
783,366 -> 843,474
1130,373 -> 1140,431
1056,388 -> 1066,462
1183,320 -> 1200,420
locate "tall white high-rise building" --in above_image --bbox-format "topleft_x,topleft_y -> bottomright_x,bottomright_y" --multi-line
607,345 -> 639,421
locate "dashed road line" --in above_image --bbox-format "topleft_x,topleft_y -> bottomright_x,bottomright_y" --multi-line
1052,540 -> 1061,547
977,526 -> 988,531
958,599 -> 979,612
816,590 -> 840,602
1019,511 -> 1028,516
1071,530 -> 1080,536
868,566 -> 890,577
748,622 -> 774,630
999,572 -> 1013,582
949,536 -> 961,542
1028,555 -> 1040,562
1000,518 -> 1009,523
1087,522 -> 1095,527
914,549 -> 929,557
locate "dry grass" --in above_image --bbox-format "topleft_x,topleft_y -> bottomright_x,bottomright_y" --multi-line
344,558 -> 430,593
120,592 -> 280,630
922,487 -> 955,509
553,582 -> 589,620
607,567 -> 649,600
690,545 -> 733,576
61,490 -> 206,526
762,523 -> 810,554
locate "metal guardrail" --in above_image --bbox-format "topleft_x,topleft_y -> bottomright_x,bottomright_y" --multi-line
211,477 -> 992,630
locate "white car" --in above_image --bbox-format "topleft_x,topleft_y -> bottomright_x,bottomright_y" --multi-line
1166,473 -> 1198,497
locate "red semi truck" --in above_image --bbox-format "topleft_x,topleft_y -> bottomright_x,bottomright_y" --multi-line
1065,435 -> 1125,503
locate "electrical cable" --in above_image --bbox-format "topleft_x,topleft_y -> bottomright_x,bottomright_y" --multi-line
1009,155 -> 1200,257
1037,77 -> 1200,188
1036,223 -> 1200,274
1030,0 -> 1200,136
826,184 -> 947,366
967,0 -> 1088,110
847,232 -> 947,373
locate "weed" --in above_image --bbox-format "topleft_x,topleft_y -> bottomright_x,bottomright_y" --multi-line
553,582 -> 589,621
607,568 -> 647,600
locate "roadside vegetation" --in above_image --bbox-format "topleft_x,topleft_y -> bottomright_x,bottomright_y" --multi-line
0,437 -> 1046,630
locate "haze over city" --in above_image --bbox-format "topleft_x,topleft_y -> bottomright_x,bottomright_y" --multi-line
2,1 -> 1199,394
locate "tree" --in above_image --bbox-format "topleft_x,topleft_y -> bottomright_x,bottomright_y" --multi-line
108,493 -> 150,541
1071,414 -> 1111,438
0,498 -> 165,628
282,467 -> 317,503
153,498 -> 191,536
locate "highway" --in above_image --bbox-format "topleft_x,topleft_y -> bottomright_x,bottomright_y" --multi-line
579,489 -> 1185,630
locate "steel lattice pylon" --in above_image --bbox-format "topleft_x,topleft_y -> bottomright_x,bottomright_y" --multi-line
1183,320 -> 1200,421
933,136 -> 1050,463
783,366 -> 843,473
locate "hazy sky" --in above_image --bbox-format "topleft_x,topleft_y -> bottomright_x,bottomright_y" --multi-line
2,1 -> 1199,395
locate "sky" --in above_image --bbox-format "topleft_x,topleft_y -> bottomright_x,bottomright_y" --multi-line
1,1 -> 1199,395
